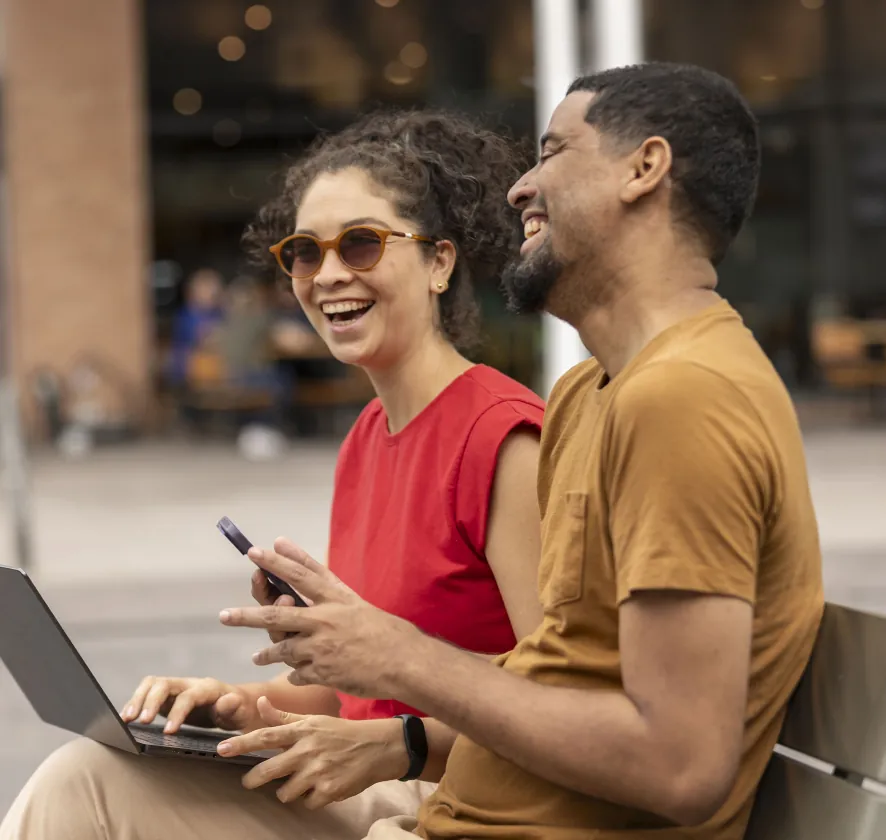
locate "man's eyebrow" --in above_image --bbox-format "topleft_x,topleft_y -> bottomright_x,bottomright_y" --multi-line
539,131 -> 565,154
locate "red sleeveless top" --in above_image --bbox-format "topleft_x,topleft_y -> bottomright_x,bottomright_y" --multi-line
327,365 -> 544,720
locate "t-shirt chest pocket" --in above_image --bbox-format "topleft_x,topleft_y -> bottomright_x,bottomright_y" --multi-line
539,491 -> 589,609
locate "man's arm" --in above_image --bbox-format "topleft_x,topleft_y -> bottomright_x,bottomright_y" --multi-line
390,591 -> 751,824
237,672 -> 341,728
231,553 -> 750,820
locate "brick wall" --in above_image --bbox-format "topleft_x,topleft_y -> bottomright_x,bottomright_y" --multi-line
5,0 -> 152,436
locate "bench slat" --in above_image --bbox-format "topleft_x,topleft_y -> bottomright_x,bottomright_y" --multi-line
745,753 -> 886,839
778,603 -> 886,782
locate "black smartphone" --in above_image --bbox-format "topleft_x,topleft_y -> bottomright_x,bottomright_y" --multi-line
216,516 -> 308,608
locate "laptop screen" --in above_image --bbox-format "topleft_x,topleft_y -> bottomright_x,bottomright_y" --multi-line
0,566 -> 138,753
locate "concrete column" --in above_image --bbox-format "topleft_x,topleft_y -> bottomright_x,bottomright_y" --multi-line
4,0 -> 151,435
589,0 -> 644,71
533,0 -> 645,396
532,0 -> 586,397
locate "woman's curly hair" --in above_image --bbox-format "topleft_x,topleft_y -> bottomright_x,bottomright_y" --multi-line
242,109 -> 528,350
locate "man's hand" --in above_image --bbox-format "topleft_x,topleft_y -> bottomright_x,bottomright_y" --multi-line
220,538 -> 425,698
250,567 -> 297,644
216,697 -> 409,808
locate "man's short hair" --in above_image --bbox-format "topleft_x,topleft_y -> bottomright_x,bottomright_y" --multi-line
567,62 -> 760,263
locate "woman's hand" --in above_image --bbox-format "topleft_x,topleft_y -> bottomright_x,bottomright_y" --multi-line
121,676 -> 258,734
217,697 -> 410,808
120,566 -> 308,735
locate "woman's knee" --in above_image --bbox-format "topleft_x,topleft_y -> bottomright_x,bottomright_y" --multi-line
0,739 -> 120,840
35,737 -> 123,787
15,738 -> 128,815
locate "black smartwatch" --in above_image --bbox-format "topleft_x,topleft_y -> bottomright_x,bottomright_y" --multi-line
394,714 -> 428,781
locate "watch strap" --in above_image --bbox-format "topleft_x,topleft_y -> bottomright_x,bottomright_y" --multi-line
395,714 -> 429,781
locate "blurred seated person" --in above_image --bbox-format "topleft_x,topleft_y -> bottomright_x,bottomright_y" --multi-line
269,283 -> 327,359
215,277 -> 276,390
269,285 -> 350,436
167,268 -> 225,387
213,279 -> 290,455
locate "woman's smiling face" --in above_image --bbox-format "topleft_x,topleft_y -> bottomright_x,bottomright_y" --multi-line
290,167 -> 455,370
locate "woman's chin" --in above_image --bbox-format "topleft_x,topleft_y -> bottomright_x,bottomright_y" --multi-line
326,340 -> 374,369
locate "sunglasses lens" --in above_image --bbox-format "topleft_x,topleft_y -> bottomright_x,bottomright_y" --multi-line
339,228 -> 383,271
281,237 -> 322,278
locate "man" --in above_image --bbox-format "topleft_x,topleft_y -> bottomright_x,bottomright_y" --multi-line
1,62 -> 823,840
228,61 -> 823,838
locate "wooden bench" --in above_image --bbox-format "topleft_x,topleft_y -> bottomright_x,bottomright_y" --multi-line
292,365 -> 375,436
171,348 -> 276,434
813,320 -> 886,417
745,602 -> 886,838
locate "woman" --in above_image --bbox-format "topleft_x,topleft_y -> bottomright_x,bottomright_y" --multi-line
1,110 -> 543,839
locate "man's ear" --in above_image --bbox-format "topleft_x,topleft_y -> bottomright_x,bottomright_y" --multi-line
621,136 -> 673,204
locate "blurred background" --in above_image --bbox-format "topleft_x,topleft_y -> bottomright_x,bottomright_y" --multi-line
3,0 -> 886,452
0,0 -> 885,815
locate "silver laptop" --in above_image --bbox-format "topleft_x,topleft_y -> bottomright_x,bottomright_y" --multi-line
0,565 -> 267,766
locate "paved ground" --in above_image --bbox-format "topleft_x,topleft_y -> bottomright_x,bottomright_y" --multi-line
0,440 -> 338,815
0,428 -> 884,816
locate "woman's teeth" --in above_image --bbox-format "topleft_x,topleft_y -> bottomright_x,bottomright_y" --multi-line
321,300 -> 375,324
524,218 -> 548,240
321,301 -> 374,315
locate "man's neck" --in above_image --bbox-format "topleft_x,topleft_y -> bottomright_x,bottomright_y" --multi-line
575,256 -> 720,379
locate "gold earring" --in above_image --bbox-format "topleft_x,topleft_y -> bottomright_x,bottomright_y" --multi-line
436,283 -> 446,292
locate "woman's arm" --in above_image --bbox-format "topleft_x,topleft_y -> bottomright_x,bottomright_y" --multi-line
415,426 -> 543,776
485,427 -> 544,640
236,671 -> 341,730
420,718 -> 460,782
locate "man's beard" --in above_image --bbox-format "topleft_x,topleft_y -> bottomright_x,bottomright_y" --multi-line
501,237 -> 565,315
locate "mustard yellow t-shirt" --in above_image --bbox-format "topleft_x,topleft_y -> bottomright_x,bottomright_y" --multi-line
418,301 -> 824,840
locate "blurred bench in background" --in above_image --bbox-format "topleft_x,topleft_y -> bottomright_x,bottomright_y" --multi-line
812,319 -> 886,417
177,346 -> 374,438
181,348 -> 274,411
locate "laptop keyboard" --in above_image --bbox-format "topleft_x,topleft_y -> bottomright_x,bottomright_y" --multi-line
130,724 -> 226,753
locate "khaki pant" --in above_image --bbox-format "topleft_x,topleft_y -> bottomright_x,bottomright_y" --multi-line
0,739 -> 435,840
